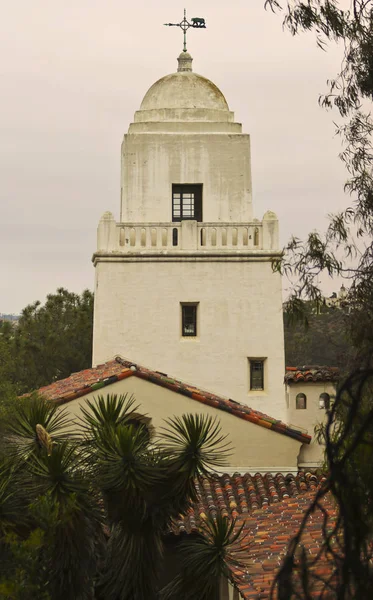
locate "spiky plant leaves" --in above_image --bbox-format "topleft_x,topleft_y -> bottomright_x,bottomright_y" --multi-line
96,522 -> 163,600
0,458 -> 48,598
26,441 -> 88,500
24,442 -> 103,600
160,515 -> 247,600
84,400 -> 167,600
89,423 -> 161,526
161,414 -> 232,476
2,393 -> 237,600
6,394 -> 71,459
0,460 -> 29,535
159,414 -> 232,516
80,393 -> 139,436
95,424 -> 155,490
42,492 -> 103,600
79,393 -> 144,476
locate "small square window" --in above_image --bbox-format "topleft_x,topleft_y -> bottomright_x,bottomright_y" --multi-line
172,184 -> 202,222
181,304 -> 198,337
249,359 -> 265,391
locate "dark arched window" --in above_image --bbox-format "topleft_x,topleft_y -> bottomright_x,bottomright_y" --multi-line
296,393 -> 307,409
319,393 -> 331,410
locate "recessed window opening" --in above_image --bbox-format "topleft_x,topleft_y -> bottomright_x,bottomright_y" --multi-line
181,303 -> 198,337
319,393 -> 330,410
296,393 -> 307,409
249,359 -> 264,391
172,184 -> 202,222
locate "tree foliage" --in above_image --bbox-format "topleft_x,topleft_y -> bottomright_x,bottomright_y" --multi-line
264,1 -> 373,349
284,305 -> 353,369
0,288 -> 93,394
0,393 -> 241,600
264,1 -> 373,597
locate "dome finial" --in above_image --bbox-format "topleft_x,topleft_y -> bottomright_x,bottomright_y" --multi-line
177,51 -> 193,72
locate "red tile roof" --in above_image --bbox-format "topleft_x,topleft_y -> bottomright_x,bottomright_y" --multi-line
285,366 -> 339,384
232,491 -> 337,599
171,471 -> 334,599
172,471 -> 325,535
37,356 -> 311,445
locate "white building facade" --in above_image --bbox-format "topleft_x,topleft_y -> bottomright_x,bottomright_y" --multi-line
93,51 -> 286,419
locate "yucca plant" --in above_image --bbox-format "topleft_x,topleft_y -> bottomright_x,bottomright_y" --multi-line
80,396 -> 233,600
80,393 -> 139,436
2,392 -> 242,600
0,451 -> 48,598
159,414 -> 232,518
2,395 -> 103,600
6,394 -> 71,460
160,514 -> 247,600
25,441 -> 103,600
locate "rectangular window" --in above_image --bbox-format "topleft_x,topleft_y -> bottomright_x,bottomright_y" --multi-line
181,303 -> 198,337
172,184 -> 202,222
249,359 -> 265,391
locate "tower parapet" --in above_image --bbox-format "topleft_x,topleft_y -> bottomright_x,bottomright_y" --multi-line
95,215 -> 279,256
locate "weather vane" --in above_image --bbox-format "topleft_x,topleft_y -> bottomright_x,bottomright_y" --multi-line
164,8 -> 206,53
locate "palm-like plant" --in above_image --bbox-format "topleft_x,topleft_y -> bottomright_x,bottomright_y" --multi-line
2,392 -> 243,600
3,397 -> 103,600
26,443 -> 103,600
80,393 -> 139,436
80,396 -> 234,600
160,514 -> 247,600
0,459 -> 29,535
6,394 -> 71,459
159,414 -> 232,518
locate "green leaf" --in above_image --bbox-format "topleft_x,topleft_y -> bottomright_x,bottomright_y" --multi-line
6,395 -> 71,460
160,514 -> 247,600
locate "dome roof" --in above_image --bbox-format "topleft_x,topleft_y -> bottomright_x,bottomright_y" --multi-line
140,72 -> 229,112
132,53 -> 236,128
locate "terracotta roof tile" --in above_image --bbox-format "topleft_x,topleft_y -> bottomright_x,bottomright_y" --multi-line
36,356 -> 312,445
172,471 -> 326,535
231,492 -> 337,599
285,365 -> 339,384
171,472 -> 334,599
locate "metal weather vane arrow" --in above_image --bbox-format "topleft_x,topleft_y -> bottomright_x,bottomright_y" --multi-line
164,8 -> 206,53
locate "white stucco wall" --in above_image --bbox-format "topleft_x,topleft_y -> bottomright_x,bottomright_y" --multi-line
92,257 -> 286,420
61,376 -> 302,473
92,57 -> 285,423
120,132 -> 253,223
120,66 -> 252,223
286,382 -> 336,467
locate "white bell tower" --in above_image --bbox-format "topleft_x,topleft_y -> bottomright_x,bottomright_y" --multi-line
92,51 -> 286,420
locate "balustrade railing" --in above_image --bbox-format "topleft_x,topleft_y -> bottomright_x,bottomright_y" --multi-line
114,222 -> 262,251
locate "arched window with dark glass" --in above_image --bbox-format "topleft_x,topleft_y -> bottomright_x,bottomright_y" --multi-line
296,393 -> 307,409
319,393 -> 331,410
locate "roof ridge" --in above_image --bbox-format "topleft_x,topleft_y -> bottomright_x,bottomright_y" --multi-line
36,356 -> 311,445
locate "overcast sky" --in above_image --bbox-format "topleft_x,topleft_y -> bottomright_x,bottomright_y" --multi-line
0,0 -> 349,314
